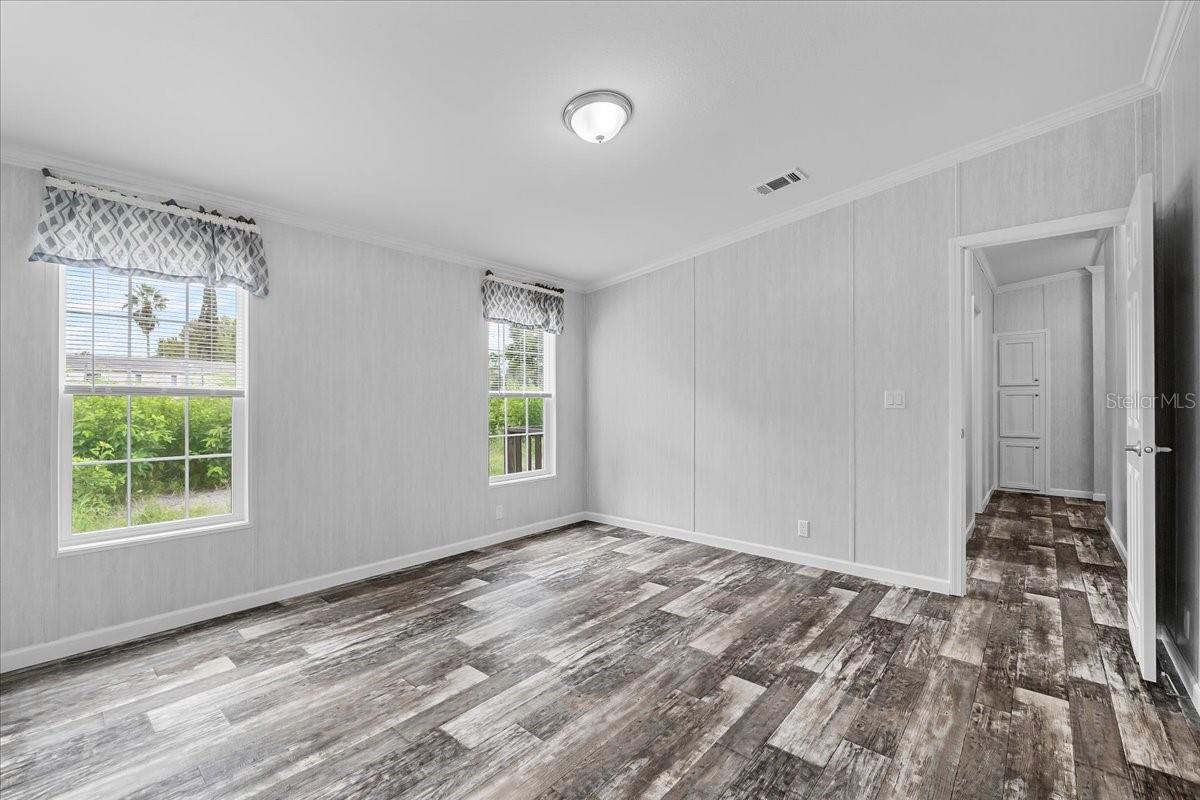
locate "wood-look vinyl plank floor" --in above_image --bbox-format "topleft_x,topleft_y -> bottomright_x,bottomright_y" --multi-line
2,494 -> 1198,799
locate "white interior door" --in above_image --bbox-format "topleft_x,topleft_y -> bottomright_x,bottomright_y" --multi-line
1123,173 -> 1159,682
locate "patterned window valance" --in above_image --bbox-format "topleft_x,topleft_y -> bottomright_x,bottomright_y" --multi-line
28,172 -> 269,297
481,272 -> 564,334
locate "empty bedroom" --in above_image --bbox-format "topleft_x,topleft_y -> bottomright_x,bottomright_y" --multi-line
0,1 -> 1197,798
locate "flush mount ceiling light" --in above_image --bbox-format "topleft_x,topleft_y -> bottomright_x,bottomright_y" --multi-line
562,90 -> 633,144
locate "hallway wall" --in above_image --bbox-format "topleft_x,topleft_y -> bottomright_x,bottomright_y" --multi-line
968,257 -> 997,519
1105,234 -> 1126,554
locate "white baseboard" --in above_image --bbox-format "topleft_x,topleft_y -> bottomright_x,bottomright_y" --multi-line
1092,493 -> 1107,502
1047,488 -> 1096,499
1104,516 -> 1128,565
1159,624 -> 1200,703
973,487 -> 994,515
585,512 -> 950,595
980,485 -> 996,512
0,512 -> 587,674
965,519 -> 977,539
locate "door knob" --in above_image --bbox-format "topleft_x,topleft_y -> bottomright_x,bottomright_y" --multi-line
1125,441 -> 1142,454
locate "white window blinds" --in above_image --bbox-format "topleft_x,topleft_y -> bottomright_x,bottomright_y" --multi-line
64,267 -> 246,396
488,322 -> 548,396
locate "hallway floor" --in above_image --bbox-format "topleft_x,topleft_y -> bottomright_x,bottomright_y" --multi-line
1,493 -> 1198,798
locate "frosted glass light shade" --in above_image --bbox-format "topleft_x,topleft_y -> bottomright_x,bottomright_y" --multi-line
562,90 -> 633,144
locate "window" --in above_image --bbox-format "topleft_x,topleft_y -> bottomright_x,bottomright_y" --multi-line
59,267 -> 247,550
488,321 -> 555,482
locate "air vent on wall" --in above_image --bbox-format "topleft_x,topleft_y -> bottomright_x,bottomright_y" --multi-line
754,168 -> 809,196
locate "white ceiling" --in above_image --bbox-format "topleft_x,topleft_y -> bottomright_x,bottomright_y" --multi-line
0,1 -> 1164,288
979,230 -> 1106,286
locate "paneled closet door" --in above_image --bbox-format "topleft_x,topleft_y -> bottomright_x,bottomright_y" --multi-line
999,439 -> 1042,491
997,332 -> 1045,387
996,330 -> 1046,492
998,387 -> 1043,438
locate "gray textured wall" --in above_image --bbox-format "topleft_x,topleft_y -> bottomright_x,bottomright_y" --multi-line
586,102 -> 1140,587
1155,10 -> 1200,685
0,162 -> 586,654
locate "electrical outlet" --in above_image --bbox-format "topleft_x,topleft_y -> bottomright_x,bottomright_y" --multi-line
495,505 -> 504,521
797,519 -> 810,538
884,390 -> 906,409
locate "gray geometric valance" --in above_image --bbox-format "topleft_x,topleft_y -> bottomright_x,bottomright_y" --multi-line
29,173 -> 269,297
481,273 -> 564,335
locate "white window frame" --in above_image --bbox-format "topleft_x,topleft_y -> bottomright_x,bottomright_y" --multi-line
488,324 -> 556,485
56,272 -> 250,556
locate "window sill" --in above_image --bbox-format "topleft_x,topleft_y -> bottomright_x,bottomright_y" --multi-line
56,518 -> 251,558
489,471 -> 557,488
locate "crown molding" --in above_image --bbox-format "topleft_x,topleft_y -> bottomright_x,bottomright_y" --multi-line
0,142 -> 583,293
994,267 -> 1095,294
585,80 -> 1155,293
1142,1 -> 1195,90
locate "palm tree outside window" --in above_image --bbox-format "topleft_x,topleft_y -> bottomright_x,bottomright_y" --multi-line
125,283 -> 168,358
